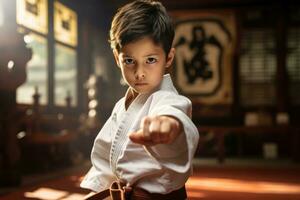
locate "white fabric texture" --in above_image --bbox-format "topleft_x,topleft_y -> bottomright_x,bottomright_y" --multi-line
80,74 -> 199,194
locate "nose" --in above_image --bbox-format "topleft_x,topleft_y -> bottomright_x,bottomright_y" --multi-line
135,66 -> 145,80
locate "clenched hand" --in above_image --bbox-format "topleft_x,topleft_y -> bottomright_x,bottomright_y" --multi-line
129,115 -> 182,146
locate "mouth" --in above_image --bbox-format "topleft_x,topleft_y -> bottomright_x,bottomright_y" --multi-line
135,83 -> 148,86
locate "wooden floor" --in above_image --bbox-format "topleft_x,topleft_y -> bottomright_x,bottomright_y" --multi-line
1,159 -> 300,200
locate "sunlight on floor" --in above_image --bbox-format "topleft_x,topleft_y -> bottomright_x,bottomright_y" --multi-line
186,177 -> 300,194
188,191 -> 207,198
22,176 -> 300,199
24,188 -> 86,200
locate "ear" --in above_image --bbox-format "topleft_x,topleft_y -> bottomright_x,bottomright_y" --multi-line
113,49 -> 121,68
165,48 -> 175,68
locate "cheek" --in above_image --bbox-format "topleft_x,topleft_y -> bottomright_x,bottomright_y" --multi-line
153,69 -> 165,81
157,66 -> 166,76
121,68 -> 134,80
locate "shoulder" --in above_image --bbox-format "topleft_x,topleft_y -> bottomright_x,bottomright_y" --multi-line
150,90 -> 192,106
147,90 -> 192,117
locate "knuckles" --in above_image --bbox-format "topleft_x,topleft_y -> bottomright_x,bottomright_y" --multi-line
133,115 -> 179,145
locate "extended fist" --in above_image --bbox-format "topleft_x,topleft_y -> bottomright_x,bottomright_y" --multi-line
129,115 -> 182,146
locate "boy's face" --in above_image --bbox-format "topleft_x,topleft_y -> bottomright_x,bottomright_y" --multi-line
114,36 -> 175,94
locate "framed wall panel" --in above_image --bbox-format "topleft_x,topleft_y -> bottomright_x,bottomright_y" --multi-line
287,28 -> 300,105
16,0 -> 48,34
239,29 -> 276,106
172,10 -> 236,105
54,1 -> 77,47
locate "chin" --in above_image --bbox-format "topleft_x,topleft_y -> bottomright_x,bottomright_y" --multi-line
135,89 -> 149,94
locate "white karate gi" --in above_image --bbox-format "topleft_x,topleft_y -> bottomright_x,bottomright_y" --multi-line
80,74 -> 199,194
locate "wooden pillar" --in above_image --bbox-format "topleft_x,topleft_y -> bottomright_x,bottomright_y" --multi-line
0,0 -> 32,185
0,32 -> 32,186
48,0 -> 55,111
276,4 -> 289,112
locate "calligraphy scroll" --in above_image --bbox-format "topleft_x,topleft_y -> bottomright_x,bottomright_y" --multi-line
172,10 -> 236,105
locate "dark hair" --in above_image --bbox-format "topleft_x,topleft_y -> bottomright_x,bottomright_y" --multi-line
109,0 -> 174,55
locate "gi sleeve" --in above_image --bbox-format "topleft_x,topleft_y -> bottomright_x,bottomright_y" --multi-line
145,91 -> 199,174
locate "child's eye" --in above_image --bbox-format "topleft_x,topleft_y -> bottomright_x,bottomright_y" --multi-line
146,57 -> 157,64
124,58 -> 134,65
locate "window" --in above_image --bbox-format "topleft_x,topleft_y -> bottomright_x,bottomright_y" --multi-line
16,0 -> 78,108
54,1 -> 78,107
287,28 -> 300,105
17,33 -> 48,104
54,43 -> 77,106
0,0 -> 4,27
16,0 -> 48,104
239,29 -> 277,106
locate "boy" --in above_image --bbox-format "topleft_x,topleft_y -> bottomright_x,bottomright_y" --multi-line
81,0 -> 199,199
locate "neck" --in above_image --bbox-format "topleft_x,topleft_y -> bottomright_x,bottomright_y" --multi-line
125,88 -> 138,110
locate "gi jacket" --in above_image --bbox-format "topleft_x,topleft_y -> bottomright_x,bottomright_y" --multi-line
81,74 -> 199,194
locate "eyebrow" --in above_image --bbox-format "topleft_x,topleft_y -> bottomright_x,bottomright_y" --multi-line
144,54 -> 159,57
121,53 -> 159,58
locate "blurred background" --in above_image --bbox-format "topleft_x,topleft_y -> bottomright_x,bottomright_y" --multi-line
0,0 -> 300,199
